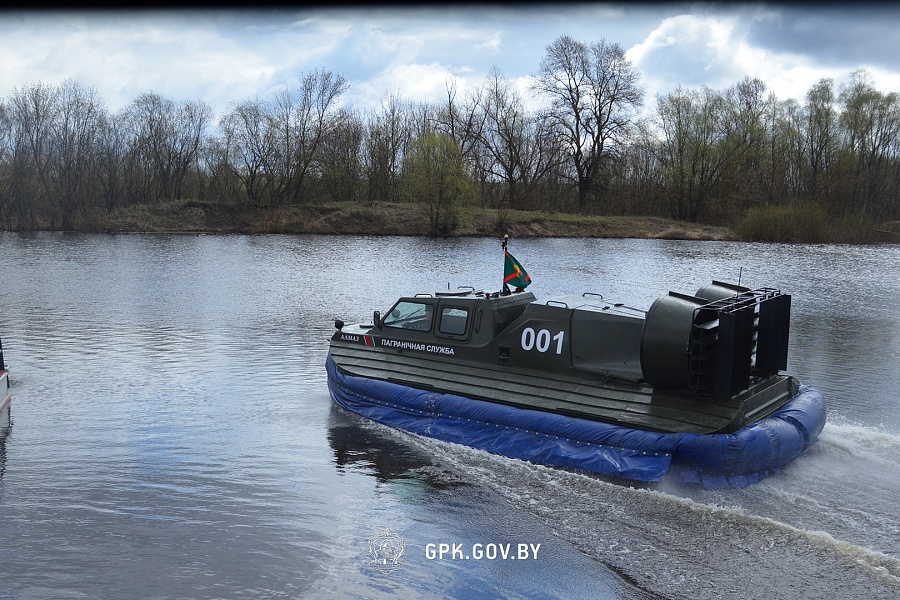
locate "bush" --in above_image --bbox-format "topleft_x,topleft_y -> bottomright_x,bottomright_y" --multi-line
736,203 -> 829,243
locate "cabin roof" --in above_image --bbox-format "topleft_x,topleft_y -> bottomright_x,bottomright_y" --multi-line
535,294 -> 648,319
398,289 -> 536,308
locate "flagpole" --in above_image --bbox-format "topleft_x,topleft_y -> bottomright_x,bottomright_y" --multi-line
501,234 -> 510,295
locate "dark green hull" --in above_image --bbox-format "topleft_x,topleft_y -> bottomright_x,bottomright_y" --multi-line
329,340 -> 797,435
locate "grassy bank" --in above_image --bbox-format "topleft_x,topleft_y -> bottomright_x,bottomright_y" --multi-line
76,200 -> 735,241
51,200 -> 899,243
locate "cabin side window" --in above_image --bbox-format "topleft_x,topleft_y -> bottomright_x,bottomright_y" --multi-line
382,301 -> 434,331
438,307 -> 469,336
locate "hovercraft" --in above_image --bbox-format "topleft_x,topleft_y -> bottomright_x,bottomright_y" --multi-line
326,241 -> 826,488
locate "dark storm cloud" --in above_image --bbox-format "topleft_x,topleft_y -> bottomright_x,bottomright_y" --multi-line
744,5 -> 900,71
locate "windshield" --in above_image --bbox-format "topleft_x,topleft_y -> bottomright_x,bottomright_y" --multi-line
382,301 -> 434,331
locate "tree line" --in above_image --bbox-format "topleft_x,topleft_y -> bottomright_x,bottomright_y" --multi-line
1,34 -> 898,235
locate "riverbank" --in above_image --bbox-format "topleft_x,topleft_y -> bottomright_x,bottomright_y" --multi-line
75,201 -> 736,240
29,200 -> 900,242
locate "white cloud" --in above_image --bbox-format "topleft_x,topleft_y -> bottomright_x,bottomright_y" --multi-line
626,11 -> 874,107
627,15 -> 744,96
348,62 -> 473,112
474,31 -> 503,54
2,6 -> 899,124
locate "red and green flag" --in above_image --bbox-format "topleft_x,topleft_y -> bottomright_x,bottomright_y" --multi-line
504,250 -> 532,290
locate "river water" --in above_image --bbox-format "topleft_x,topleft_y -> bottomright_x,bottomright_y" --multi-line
0,232 -> 897,599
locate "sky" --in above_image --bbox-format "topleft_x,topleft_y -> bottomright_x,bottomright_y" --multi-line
2,3 -> 899,122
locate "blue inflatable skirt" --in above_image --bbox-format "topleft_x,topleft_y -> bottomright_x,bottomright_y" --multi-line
326,355 -> 826,489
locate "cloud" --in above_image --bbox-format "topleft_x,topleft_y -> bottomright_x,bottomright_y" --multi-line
347,62 -> 476,113
628,15 -> 749,95
1,13 -> 272,113
744,5 -> 900,73
625,10 -> 871,106
335,11 -> 511,112
2,5 -> 899,125
476,32 -> 503,54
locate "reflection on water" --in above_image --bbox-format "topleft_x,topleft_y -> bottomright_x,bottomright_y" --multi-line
327,404 -> 467,492
0,232 -> 898,599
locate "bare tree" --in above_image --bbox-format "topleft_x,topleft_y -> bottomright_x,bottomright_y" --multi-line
121,93 -> 211,205
362,90 -> 414,206
433,77 -> 484,170
837,69 -> 900,221
171,99 -> 212,203
0,98 -> 9,228
803,78 -> 837,200
47,80 -> 106,227
94,110 -> 128,212
3,82 -> 71,227
652,86 -> 736,221
430,79 -> 493,208
219,98 -> 279,205
723,77 -> 768,210
532,35 -> 643,213
477,68 -> 562,211
760,94 -> 799,207
319,107 -> 363,203
269,69 -> 349,204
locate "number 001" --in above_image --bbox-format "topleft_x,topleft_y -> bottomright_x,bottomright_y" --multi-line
521,328 -> 565,354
